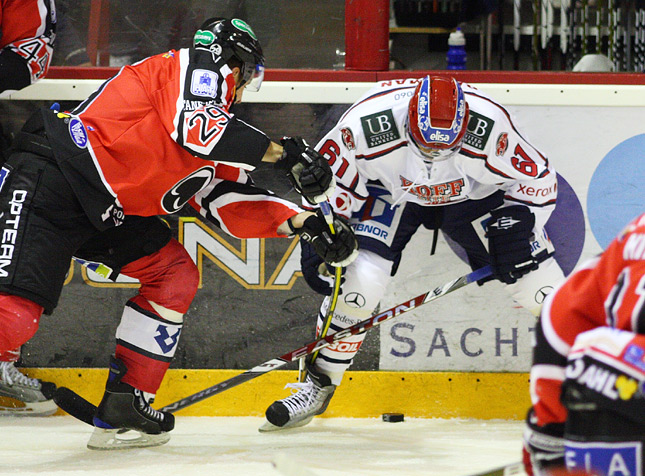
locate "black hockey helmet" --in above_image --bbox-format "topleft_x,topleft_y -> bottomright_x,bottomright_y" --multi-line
193,18 -> 265,92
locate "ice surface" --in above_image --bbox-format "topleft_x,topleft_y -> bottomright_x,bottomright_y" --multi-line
0,416 -> 525,476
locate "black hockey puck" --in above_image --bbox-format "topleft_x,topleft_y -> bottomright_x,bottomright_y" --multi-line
382,412 -> 404,423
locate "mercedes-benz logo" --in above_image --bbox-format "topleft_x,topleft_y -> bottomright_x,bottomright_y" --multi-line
344,292 -> 366,308
535,286 -> 553,304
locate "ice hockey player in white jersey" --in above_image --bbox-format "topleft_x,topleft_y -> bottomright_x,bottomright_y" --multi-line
261,75 -> 566,431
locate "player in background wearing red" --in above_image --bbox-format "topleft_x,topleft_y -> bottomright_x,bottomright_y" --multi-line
262,76 -> 566,431
0,0 -> 57,417
0,17 -> 357,449
523,213 -> 645,476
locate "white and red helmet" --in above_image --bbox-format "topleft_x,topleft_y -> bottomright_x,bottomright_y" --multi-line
407,76 -> 469,160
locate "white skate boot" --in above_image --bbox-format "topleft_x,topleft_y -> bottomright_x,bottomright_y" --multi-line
260,365 -> 336,432
0,361 -> 57,416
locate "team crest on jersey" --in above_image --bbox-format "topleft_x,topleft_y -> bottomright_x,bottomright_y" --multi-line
463,111 -> 494,150
190,69 -> 218,98
68,118 -> 88,148
495,132 -> 509,156
360,110 -> 400,148
341,127 -> 356,150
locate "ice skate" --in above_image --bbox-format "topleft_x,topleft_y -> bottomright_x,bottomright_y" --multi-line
0,361 -> 57,416
260,366 -> 336,432
88,357 -> 174,450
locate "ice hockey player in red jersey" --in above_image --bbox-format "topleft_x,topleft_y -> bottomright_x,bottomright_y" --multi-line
523,213 -> 645,476
262,75 -> 565,431
0,0 -> 55,96
0,0 -> 57,417
0,17 -> 357,448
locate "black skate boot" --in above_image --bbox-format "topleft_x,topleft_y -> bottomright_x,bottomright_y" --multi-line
87,356 -> 174,450
260,365 -> 336,432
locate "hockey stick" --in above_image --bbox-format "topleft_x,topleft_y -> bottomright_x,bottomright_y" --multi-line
54,265 -> 492,424
466,461 -> 523,476
308,201 -> 342,365
299,200 -> 342,382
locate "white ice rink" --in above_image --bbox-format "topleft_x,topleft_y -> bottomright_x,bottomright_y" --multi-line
0,416 -> 525,476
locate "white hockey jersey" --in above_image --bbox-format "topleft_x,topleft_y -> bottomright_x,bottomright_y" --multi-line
316,78 -> 557,229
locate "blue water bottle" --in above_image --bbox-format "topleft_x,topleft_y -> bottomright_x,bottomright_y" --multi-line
446,28 -> 467,70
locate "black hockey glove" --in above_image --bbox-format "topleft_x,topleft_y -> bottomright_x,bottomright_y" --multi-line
486,205 -> 539,284
275,136 -> 335,205
522,408 -> 565,476
300,242 -> 345,295
295,210 -> 358,267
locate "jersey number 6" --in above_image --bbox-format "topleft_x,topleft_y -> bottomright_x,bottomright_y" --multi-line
511,143 -> 538,177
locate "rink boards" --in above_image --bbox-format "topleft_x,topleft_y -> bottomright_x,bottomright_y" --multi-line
23,368 -> 530,420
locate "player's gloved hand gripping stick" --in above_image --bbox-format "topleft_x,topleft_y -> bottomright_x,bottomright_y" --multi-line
54,265 -> 491,424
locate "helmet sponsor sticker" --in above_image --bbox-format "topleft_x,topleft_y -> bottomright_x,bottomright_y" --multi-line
463,110 -> 494,150
360,110 -> 400,148
190,69 -> 218,98
231,19 -> 257,40
194,29 -> 215,46
69,117 -> 88,148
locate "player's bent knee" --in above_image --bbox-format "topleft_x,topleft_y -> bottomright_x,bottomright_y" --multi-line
336,250 -> 393,317
0,293 -> 44,351
123,239 -> 200,314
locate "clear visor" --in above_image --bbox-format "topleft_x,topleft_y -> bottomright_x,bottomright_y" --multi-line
244,64 -> 264,92
406,127 -> 463,162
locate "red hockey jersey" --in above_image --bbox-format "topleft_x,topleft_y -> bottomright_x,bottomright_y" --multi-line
63,48 -> 299,238
531,213 -> 645,425
1,0 -> 55,84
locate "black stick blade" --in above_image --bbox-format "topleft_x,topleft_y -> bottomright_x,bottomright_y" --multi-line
53,386 -> 97,426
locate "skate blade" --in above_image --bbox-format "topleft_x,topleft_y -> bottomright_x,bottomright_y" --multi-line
0,397 -> 57,417
258,415 -> 314,433
87,427 -> 170,450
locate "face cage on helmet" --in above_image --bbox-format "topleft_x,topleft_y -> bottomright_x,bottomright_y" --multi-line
405,120 -> 464,162
242,63 -> 264,92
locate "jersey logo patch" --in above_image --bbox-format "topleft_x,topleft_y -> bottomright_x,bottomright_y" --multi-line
341,127 -> 356,150
495,132 -> 509,156
162,166 -> 215,213
360,110 -> 400,148
190,69 -> 218,97
463,111 -> 494,150
69,118 -> 88,148
154,324 -> 181,354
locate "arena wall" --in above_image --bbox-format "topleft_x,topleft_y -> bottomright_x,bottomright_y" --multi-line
6,72 -> 644,419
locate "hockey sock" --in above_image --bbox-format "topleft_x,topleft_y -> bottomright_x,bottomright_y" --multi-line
114,297 -> 183,394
